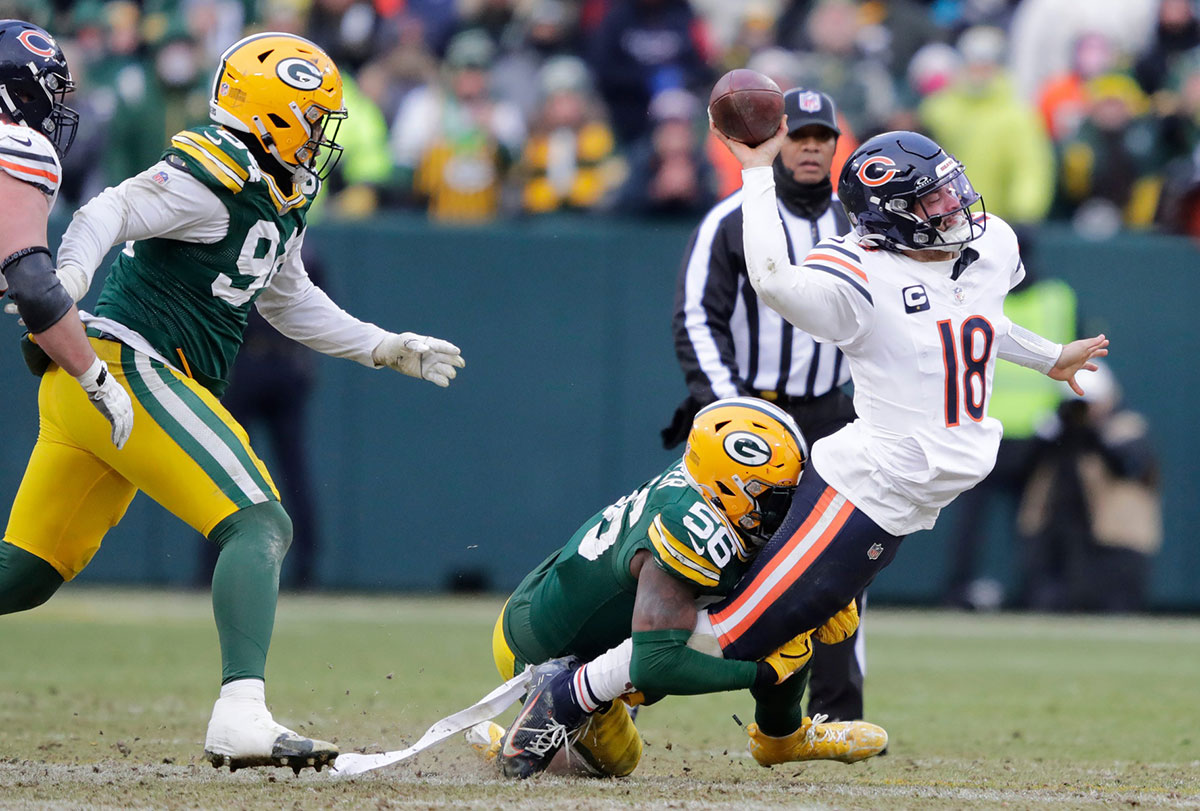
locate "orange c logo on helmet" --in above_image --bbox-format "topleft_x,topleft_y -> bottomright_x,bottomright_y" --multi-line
857,156 -> 898,187
17,30 -> 56,58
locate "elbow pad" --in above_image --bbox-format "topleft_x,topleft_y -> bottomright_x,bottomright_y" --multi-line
2,247 -> 74,334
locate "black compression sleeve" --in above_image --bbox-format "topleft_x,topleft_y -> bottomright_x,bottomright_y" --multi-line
2,247 -> 74,334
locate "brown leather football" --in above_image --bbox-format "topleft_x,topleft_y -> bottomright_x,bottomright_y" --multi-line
708,69 -> 785,147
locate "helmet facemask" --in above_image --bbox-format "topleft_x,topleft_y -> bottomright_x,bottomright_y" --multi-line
252,99 -> 346,181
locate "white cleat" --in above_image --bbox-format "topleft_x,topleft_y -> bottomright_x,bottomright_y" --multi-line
203,695 -> 338,774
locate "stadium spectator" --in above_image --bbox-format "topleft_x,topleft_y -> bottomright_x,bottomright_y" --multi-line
615,88 -> 714,217
1056,72 -> 1163,232
1008,0 -> 1157,103
488,0 -> 581,123
518,56 -> 621,214
1134,0 -> 1200,95
777,0 -> 899,138
920,25 -> 1055,224
389,29 -> 526,221
1036,32 -> 1120,143
305,0 -> 384,72
1017,363 -> 1161,612
586,0 -> 714,146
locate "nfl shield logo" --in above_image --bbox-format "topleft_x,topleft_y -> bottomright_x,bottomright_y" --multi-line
953,285 -> 966,304
798,91 -> 822,113
867,543 -> 883,560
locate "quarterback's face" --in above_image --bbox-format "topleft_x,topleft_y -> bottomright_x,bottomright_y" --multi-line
916,185 -> 966,230
779,124 -> 837,184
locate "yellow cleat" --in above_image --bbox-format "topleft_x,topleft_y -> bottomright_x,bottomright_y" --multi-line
747,714 -> 888,766
465,721 -> 506,762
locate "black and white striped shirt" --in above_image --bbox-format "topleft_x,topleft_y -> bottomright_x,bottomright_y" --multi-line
673,188 -> 853,402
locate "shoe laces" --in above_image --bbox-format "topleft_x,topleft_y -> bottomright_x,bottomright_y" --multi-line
804,714 -> 848,746
517,718 -> 571,758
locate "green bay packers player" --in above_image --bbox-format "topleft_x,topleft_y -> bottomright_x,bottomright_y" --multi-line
0,32 -> 464,773
488,398 -> 885,779
0,19 -> 132,448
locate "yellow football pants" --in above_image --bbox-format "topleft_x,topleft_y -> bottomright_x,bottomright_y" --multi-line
492,602 -> 643,777
4,338 -> 278,580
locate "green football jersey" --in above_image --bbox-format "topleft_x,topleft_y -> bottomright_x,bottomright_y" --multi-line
95,125 -> 316,397
503,460 -> 757,667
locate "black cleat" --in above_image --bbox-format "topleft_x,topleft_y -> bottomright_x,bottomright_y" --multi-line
498,656 -> 581,779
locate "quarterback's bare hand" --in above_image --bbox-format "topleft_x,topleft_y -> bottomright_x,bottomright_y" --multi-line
1049,334 -> 1109,396
372,331 -> 465,387
75,358 -> 134,449
710,116 -> 789,169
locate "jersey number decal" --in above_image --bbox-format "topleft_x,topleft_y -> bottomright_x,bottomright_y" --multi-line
682,502 -> 734,568
212,220 -> 299,306
577,480 -> 654,561
937,316 -> 995,427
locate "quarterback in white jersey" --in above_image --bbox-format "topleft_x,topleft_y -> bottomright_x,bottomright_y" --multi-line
696,124 -> 1107,661
0,19 -> 132,448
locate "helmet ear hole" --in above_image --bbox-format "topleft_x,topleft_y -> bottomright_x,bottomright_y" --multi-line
716,482 -> 735,496
267,112 -> 291,128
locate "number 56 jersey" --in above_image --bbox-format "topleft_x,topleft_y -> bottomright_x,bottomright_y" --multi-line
799,216 -> 1026,536
502,460 -> 755,667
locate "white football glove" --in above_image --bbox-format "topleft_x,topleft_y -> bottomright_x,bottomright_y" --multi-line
372,332 -> 465,387
75,357 -> 134,449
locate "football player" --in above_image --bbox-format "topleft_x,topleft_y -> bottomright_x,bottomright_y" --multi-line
0,32 -> 464,773
0,20 -> 132,447
489,398 -> 886,779
676,124 -> 1107,732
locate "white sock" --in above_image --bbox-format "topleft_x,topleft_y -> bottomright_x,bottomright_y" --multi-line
219,678 -> 266,703
574,639 -> 634,708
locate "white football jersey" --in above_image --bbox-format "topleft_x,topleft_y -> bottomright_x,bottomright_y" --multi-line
740,167 -> 1026,535
0,121 -> 62,207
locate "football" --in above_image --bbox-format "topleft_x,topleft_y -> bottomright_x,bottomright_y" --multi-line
708,69 -> 785,147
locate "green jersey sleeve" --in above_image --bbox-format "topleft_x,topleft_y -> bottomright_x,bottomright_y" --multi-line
164,126 -> 257,195
649,499 -> 752,592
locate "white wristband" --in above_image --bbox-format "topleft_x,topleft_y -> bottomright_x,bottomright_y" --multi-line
73,356 -> 106,393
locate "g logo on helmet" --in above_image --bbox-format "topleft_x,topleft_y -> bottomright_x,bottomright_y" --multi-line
856,155 -> 898,187
723,431 -> 772,466
276,57 -> 323,90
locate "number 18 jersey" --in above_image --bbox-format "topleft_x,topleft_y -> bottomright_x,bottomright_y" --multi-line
502,460 -> 755,667
804,216 -> 1025,535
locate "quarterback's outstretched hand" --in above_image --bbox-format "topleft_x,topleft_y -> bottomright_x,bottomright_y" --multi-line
710,116 -> 789,169
373,332 -> 465,387
1049,334 -> 1109,396
75,358 -> 134,449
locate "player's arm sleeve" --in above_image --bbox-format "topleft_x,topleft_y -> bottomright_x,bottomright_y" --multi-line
740,166 -> 872,343
629,629 -> 769,695
997,320 -> 1063,374
673,211 -> 753,401
55,161 -> 229,300
254,232 -> 389,367
2,247 -> 74,333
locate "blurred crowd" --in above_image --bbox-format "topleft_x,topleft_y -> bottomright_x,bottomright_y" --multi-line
15,0 -> 1200,235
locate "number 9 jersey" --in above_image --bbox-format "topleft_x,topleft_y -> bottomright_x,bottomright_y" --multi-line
501,460 -> 757,669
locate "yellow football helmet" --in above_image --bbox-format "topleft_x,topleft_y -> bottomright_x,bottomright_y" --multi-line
683,397 -> 808,543
209,32 -> 347,179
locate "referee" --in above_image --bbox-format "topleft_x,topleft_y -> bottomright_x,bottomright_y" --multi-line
663,88 -> 866,724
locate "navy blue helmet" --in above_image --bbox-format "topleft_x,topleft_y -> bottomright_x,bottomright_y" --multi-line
837,131 -> 985,252
0,20 -> 78,156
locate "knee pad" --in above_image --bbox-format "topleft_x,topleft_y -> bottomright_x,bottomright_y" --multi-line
570,702 -> 643,777
209,502 -> 293,567
0,541 -> 64,614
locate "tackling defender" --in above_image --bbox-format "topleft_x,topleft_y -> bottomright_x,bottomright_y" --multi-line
0,32 -> 464,773
490,398 -> 886,779
506,125 -> 1108,768
0,20 -> 132,448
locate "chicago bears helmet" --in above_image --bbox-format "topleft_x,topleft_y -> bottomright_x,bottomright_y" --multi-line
682,397 -> 808,544
838,130 -> 985,251
209,32 -> 346,179
0,20 -> 78,156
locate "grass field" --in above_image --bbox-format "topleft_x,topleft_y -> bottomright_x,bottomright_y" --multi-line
1,589 -> 1198,809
